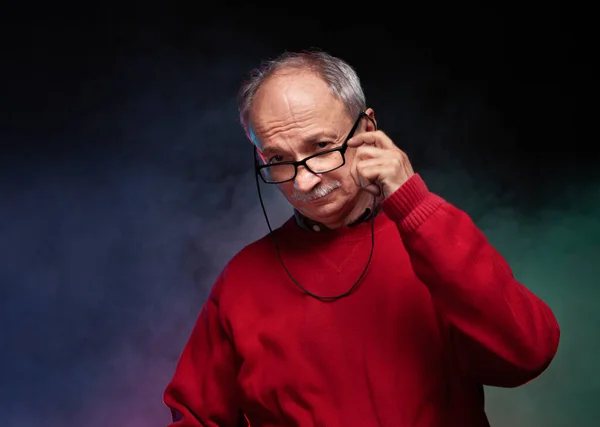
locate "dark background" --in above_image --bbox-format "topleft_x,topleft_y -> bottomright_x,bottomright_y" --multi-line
1,3 -> 597,426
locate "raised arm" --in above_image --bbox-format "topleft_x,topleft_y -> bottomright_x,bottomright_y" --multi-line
382,174 -> 560,387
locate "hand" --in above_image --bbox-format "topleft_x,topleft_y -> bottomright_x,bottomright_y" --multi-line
347,130 -> 414,198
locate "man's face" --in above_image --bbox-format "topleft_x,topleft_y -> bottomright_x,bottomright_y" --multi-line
249,71 -> 369,228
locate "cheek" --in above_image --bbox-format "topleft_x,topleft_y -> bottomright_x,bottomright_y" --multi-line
330,166 -> 359,193
277,182 -> 296,197
344,147 -> 357,163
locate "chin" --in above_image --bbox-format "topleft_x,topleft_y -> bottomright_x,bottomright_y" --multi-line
297,196 -> 346,223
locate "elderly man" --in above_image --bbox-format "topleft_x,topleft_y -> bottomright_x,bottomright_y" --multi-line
163,50 -> 560,427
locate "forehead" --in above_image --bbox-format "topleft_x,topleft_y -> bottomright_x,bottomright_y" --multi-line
249,71 -> 349,145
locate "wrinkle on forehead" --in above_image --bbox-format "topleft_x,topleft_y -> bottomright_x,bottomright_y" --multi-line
249,72 -> 349,151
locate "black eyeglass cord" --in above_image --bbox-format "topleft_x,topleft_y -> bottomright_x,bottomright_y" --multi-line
254,170 -> 376,302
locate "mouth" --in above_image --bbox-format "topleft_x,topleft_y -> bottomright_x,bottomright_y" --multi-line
292,182 -> 341,203
306,187 -> 338,203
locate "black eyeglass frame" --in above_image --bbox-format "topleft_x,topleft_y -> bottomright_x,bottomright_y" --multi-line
254,111 -> 375,184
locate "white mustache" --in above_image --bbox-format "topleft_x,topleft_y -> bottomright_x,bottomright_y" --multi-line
292,181 -> 341,202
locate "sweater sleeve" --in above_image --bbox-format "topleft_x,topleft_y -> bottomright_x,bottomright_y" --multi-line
382,174 -> 560,387
163,273 -> 241,426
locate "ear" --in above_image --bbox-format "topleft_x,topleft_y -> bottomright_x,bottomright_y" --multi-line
364,108 -> 377,131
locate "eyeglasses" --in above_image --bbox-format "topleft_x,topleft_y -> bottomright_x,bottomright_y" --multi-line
255,111 -> 373,184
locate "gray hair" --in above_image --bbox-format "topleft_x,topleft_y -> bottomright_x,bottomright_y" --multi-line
237,49 -> 367,139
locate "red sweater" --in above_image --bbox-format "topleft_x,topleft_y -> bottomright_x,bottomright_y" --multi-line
163,174 -> 560,427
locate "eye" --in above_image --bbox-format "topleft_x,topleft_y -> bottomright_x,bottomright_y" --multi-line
315,142 -> 330,149
269,155 -> 284,163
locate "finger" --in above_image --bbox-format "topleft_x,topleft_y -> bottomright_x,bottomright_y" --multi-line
354,145 -> 392,160
354,146 -> 407,177
357,157 -> 383,177
347,130 -> 396,149
346,132 -> 375,148
356,158 -> 384,190
362,182 -> 382,197
356,170 -> 382,196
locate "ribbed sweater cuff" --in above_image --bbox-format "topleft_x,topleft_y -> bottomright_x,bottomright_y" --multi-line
382,174 -> 445,234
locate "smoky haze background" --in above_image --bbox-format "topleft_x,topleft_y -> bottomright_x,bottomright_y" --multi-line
1,5 -> 598,427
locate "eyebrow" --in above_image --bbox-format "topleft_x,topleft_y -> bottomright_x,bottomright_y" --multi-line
261,131 -> 338,156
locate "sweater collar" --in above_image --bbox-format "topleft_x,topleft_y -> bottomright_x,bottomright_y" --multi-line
293,204 -> 381,233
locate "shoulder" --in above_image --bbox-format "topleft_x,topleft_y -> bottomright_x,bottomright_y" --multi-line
210,217 -> 293,301
226,233 -> 274,279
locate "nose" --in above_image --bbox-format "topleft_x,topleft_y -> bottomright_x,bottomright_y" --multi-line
294,165 -> 322,193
